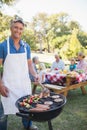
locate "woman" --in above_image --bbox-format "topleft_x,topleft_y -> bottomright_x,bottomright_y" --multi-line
76,52 -> 87,74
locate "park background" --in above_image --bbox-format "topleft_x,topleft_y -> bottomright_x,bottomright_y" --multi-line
0,1 -> 87,130
0,0 -> 87,61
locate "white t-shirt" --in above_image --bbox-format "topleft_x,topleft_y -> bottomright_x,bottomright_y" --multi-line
39,69 -> 46,83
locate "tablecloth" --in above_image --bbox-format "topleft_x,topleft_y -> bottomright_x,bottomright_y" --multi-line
45,71 -> 87,85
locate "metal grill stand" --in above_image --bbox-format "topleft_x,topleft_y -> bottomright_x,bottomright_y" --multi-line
16,113 -> 53,130
48,120 -> 53,130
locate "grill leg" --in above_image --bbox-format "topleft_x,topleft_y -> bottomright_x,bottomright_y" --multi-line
48,120 -> 53,130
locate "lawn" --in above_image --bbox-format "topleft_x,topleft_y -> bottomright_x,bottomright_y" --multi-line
7,86 -> 87,130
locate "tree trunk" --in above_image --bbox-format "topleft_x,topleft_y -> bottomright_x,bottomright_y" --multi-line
40,41 -> 43,53
47,42 -> 50,53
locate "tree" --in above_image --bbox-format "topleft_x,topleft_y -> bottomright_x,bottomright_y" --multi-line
31,13 -> 48,53
66,29 -> 83,58
0,0 -> 16,10
0,0 -> 15,5
77,31 -> 87,48
0,11 -> 12,42
57,12 -> 70,36
68,21 -> 80,31
22,28 -> 38,51
52,35 -> 68,50
45,29 -> 55,52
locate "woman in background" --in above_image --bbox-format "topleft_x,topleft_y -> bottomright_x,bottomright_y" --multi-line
76,52 -> 87,74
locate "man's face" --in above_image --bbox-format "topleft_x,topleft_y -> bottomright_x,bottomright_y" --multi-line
55,55 -> 59,62
35,59 -> 39,64
10,22 -> 24,39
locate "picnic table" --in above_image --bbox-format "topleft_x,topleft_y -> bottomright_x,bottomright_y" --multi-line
44,71 -> 87,96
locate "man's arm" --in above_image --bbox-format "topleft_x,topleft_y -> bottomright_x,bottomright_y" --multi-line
26,43 -> 40,82
0,59 -> 9,97
28,59 -> 38,79
50,62 -> 55,71
0,59 -> 3,65
0,59 -> 3,79
61,61 -> 65,70
26,44 -> 37,77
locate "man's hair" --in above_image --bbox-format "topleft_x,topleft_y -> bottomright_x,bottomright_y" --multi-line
32,56 -> 39,63
10,19 -> 25,27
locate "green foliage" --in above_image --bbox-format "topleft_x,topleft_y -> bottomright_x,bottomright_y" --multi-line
52,35 -> 68,49
68,20 -> 80,30
44,62 -> 51,68
62,29 -> 84,59
69,29 -> 82,56
0,11 -> 87,59
0,0 -> 15,5
22,28 -> 38,51
0,12 -> 12,42
77,31 -> 87,48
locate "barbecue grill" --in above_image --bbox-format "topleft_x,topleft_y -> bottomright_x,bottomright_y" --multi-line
16,92 -> 66,130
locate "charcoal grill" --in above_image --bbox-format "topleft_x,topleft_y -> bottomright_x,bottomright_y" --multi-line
15,92 -> 66,130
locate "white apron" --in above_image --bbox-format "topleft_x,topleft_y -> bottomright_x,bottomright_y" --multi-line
1,37 -> 32,115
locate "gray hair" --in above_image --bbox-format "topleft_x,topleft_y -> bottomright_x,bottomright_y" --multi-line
32,56 -> 39,63
10,19 -> 25,27
78,52 -> 85,58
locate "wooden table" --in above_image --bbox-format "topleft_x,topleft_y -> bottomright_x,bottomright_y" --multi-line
44,76 -> 87,96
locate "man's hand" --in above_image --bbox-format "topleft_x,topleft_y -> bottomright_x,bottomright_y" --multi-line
0,82 -> 9,97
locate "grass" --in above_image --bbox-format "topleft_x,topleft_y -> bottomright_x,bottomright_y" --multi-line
7,86 -> 87,130
44,62 -> 51,68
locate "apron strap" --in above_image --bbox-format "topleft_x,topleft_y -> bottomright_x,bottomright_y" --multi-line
24,45 -> 27,53
7,37 -> 10,54
21,40 -> 27,53
7,37 -> 27,55
23,43 -> 27,59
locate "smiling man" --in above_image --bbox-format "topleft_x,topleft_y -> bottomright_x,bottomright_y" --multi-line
51,54 -> 65,71
0,19 -> 38,130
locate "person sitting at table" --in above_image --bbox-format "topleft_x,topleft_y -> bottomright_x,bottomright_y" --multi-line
51,53 -> 65,71
69,58 -> 76,71
29,56 -> 39,94
29,56 -> 39,81
76,52 -> 87,74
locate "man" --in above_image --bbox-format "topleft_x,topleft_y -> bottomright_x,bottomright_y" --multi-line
51,54 -> 65,71
0,19 -> 38,130
29,56 -> 39,94
29,56 -> 39,82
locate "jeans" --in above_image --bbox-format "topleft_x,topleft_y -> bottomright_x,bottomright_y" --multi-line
0,102 -> 8,130
0,101 -> 32,130
22,118 -> 32,129
43,79 -> 51,84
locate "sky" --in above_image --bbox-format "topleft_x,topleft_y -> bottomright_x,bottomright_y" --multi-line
2,0 -> 87,32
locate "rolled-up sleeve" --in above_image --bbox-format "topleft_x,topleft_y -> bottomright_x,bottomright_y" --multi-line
0,43 -> 4,59
26,44 -> 31,59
